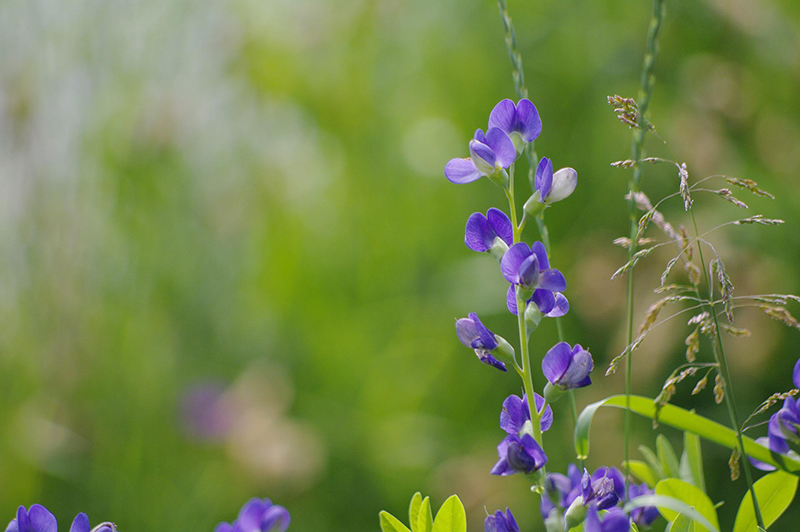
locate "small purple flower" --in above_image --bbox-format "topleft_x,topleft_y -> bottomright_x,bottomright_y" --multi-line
455,313 -> 508,371
767,396 -> 800,455
4,507 -> 112,532
540,464 -> 583,519
532,158 -> 578,205
584,508 -> 631,532
445,128 -> 517,184
465,209 -> 513,254
501,393 -> 553,434
628,484 -> 659,528
581,467 -> 625,511
488,99 -> 542,152
215,498 -> 291,532
484,509 -> 519,532
542,342 -> 593,391
749,436 -> 778,472
490,433 -> 547,476
501,241 -> 566,292
505,285 -> 569,318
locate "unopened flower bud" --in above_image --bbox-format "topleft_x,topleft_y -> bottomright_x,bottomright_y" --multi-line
543,381 -> 564,403
523,191 -> 546,217
492,335 -> 517,367
547,167 -> 578,203
564,496 -> 587,529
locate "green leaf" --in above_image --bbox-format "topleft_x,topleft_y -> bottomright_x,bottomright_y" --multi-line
432,495 -> 466,532
574,395 -> 800,472
380,511 -> 412,532
657,434 -> 682,478
668,514 -> 694,532
733,470 -> 799,531
409,493 -> 423,532
638,445 -> 666,481
418,497 -> 433,532
655,479 -> 719,532
680,431 -> 706,492
625,494 -> 718,532
623,459 -> 659,488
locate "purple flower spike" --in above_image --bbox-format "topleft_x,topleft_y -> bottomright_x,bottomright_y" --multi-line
794,357 -> 800,389
534,158 -> 554,202
484,509 -> 519,532
581,467 -> 625,511
445,128 -> 517,184
488,99 -> 542,151
584,508 -> 631,532
216,498 -> 291,532
542,342 -> 594,391
465,208 -> 513,253
491,433 -> 548,476
455,313 -> 507,371
628,484 -> 659,528
501,393 -> 553,434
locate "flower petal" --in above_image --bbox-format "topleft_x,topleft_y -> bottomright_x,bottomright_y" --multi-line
531,241 -> 550,270
794,358 -> 800,389
469,140 -> 497,174
547,167 -> 578,203
238,499 -> 269,532
559,348 -> 593,389
500,394 -> 527,434
464,212 -> 493,252
485,128 -> 517,168
488,99 -> 517,134
214,524 -> 235,532
28,505 -> 56,532
262,506 -> 291,532
474,128 -> 486,144
487,208 -> 513,246
546,293 -> 569,317
5,520 -> 18,532
749,437 -> 777,472
514,99 -> 542,142
506,285 -> 518,315
539,269 -> 566,292
455,317 -> 478,348
517,255 -> 539,287
532,393 -> 553,432
600,508 -> 631,532
531,289 -> 555,315
501,243 -> 531,284
15,509 -> 29,532
470,313 -> 498,350
542,342 -> 572,385
69,514 -> 90,532
445,158 -> 481,184
534,157 -> 553,199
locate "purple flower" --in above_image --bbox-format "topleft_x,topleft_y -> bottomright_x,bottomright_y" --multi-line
505,285 -> 569,318
501,393 -> 553,434
749,436 -> 778,472
532,158 -> 578,205
445,128 -> 517,185
484,509 -> 519,532
501,241 -> 566,292
488,99 -> 542,152
540,465 -> 583,519
542,342 -> 593,391
767,396 -> 800,455
490,433 -> 547,476
584,508 -> 631,532
581,467 -> 625,511
215,499 -> 291,532
794,357 -> 800,389
4,507 -> 112,532
628,484 -> 659,528
465,209 -> 513,255
455,313 -> 509,372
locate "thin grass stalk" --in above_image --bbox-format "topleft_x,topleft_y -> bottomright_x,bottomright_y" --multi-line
624,0 -> 666,499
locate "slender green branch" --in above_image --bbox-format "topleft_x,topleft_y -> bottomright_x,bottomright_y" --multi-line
624,0 -> 666,498
689,211 -> 765,528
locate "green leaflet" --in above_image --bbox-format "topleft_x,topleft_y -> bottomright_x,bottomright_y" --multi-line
409,493 -> 423,532
625,494 -> 718,532
574,395 -> 800,472
655,479 -> 719,532
657,434 -> 682,478
380,511 -> 412,532
733,470 -> 798,531
381,493 -> 457,532
680,432 -> 706,492
418,497 -> 433,532
432,495 -> 467,532
623,459 -> 658,488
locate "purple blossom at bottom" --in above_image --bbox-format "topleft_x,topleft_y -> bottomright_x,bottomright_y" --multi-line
500,393 -> 553,434
484,509 -> 519,532
581,467 -> 625,511
628,484 -> 659,528
490,433 -> 547,476
215,499 -> 290,532
5,506 -> 114,532
584,507 -> 631,532
455,313 -> 507,371
542,342 -> 593,391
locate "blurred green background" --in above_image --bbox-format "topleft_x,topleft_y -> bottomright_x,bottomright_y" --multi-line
1,0 -> 799,530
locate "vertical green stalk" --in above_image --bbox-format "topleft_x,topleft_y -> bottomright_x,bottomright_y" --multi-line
624,0 -> 665,497
689,213 -> 765,528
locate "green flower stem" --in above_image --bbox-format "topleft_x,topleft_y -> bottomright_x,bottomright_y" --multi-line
689,211 -> 765,528
624,0 -> 666,499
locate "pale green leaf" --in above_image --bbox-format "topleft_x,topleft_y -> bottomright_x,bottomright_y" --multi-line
432,495 -> 466,532
733,470 -> 798,532
623,459 -> 659,488
680,432 -> 706,492
657,434 -> 682,478
655,479 -> 719,532
668,514 -> 694,532
638,445 -> 665,480
409,493 -> 423,532
418,497 -> 433,532
380,511 -> 412,532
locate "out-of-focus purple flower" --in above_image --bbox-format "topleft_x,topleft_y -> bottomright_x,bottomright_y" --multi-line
542,342 -> 593,391
181,382 -> 233,442
215,498 -> 291,532
584,507 -> 631,532
767,397 -> 800,455
581,467 -> 625,511
465,209 -> 513,256
4,507 -> 113,532
484,509 -> 519,532
628,484 -> 659,528
531,158 -> 578,205
488,99 -> 542,152
491,433 -> 547,476
455,313 -> 510,372
445,128 -> 517,185
540,464 -> 583,519
501,393 -> 553,434
749,436 -> 778,472
794,357 -> 800,389
505,285 -> 569,319
501,241 -> 566,292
